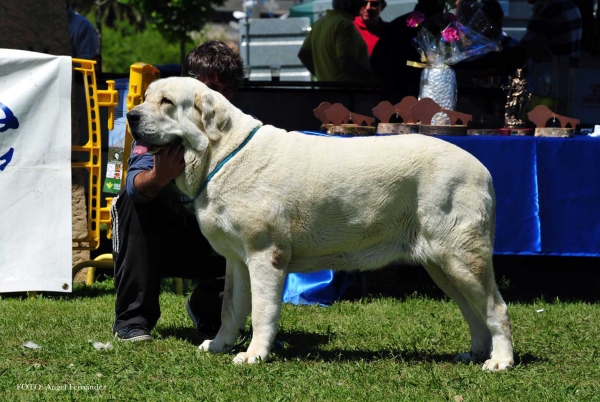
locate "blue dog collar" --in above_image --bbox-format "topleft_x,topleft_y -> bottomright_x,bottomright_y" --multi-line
195,126 -> 260,199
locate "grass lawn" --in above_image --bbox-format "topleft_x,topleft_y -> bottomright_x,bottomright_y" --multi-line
1,270 -> 599,401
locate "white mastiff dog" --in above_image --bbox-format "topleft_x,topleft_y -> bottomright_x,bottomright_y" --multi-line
127,77 -> 514,370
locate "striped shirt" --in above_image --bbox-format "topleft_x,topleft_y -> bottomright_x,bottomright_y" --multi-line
520,0 -> 582,58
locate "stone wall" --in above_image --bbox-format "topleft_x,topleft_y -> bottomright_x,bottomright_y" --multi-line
0,0 -> 93,279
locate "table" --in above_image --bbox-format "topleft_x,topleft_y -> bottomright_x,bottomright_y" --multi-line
442,135 -> 600,257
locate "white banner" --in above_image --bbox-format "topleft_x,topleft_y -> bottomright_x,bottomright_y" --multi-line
0,49 -> 72,293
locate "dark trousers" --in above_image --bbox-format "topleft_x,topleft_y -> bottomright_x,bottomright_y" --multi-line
111,190 -> 224,332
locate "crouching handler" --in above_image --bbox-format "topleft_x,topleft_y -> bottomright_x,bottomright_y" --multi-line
110,41 -> 245,341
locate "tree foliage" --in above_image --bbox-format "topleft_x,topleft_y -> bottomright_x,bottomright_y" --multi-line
100,18 -> 209,73
70,0 -> 230,72
71,0 -> 146,30
116,0 -> 226,61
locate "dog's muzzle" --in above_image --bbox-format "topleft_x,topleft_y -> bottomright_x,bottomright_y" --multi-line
126,110 -> 158,155
126,110 -> 181,155
126,110 -> 141,140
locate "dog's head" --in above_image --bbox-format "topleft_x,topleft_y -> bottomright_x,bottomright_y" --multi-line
126,77 -> 231,156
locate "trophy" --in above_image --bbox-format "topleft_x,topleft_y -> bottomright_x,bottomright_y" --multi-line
500,69 -> 532,136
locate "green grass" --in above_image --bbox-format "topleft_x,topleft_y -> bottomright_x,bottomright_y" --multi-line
1,280 -> 598,401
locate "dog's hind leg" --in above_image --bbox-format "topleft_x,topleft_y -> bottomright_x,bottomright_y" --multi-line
232,249 -> 288,364
422,262 -> 492,362
434,254 -> 514,371
200,258 -> 251,353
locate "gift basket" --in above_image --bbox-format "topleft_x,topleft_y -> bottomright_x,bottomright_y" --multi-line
406,1 -> 502,124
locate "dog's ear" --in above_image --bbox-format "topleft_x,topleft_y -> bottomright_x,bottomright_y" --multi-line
181,122 -> 209,152
179,100 -> 209,152
194,91 -> 230,141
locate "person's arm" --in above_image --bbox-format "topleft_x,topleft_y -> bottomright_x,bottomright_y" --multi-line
78,21 -> 99,60
298,30 -> 316,77
336,23 -> 380,85
133,170 -> 169,199
298,47 -> 316,76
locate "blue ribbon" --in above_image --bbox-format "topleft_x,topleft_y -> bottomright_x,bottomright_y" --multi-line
195,126 -> 260,199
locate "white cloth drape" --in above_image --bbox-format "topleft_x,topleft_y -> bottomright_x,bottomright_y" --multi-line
0,49 -> 72,293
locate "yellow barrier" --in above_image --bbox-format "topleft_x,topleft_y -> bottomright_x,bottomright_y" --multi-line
71,58 -> 118,250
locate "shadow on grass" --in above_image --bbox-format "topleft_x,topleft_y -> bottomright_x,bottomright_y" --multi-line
348,256 -> 600,304
157,326 -> 200,344
155,326 -> 544,367
277,329 -> 447,365
279,347 -> 457,365
277,333 -> 544,367
514,352 -> 545,367
70,283 -> 116,298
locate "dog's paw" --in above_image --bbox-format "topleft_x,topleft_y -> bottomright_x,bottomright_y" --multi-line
198,339 -> 213,352
232,352 -> 264,365
482,358 -> 513,371
199,339 -> 223,353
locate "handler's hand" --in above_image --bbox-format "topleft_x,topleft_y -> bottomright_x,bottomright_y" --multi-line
153,145 -> 185,186
133,145 -> 185,198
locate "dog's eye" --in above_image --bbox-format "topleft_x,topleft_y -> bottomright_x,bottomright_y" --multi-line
160,97 -> 173,105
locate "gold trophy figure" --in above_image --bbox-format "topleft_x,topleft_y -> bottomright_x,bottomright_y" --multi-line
502,69 -> 532,128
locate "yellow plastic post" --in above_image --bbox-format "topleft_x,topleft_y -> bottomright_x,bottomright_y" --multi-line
87,254 -> 115,285
71,254 -> 115,285
122,63 -> 161,181
174,278 -> 184,296
71,58 -> 118,250
97,81 -> 119,239
97,80 -> 118,131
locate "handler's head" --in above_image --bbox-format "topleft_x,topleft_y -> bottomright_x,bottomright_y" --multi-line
359,0 -> 387,24
181,41 -> 245,101
333,0 -> 365,16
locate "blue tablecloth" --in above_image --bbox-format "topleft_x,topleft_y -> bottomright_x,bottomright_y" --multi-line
283,134 -> 600,305
443,135 -> 600,256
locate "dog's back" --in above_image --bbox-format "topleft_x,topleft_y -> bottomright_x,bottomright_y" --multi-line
211,129 -> 494,274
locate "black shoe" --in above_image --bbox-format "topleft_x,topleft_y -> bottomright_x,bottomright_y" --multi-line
114,324 -> 152,342
186,285 -> 222,338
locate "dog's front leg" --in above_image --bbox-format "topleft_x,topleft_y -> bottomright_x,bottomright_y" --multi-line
199,258 -> 251,353
232,250 -> 287,364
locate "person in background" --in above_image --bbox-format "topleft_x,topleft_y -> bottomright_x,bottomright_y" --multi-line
111,41 -> 244,342
457,0 -> 518,48
370,0 -> 444,104
520,0 -> 582,63
456,0 -> 580,71
484,0 -> 518,49
298,0 -> 380,84
67,0 -> 99,61
454,0 -> 526,75
354,0 -> 388,55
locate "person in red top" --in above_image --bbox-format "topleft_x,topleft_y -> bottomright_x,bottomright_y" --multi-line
353,0 -> 388,55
